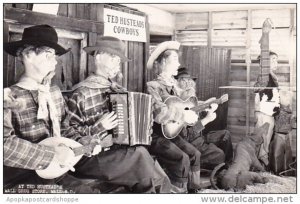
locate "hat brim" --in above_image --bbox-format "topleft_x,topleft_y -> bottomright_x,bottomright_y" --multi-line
84,46 -> 131,62
4,39 -> 69,57
175,74 -> 197,81
147,41 -> 180,69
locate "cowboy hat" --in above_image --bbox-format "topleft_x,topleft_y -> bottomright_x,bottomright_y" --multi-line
146,41 -> 180,69
4,24 -> 69,57
174,67 -> 197,81
83,36 -> 130,62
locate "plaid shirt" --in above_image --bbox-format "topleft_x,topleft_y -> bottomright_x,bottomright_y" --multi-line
67,86 -> 110,140
3,85 -> 75,170
147,77 -> 204,135
146,77 -> 182,124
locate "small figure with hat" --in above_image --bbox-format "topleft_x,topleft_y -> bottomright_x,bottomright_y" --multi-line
146,41 -> 207,193
175,67 -> 234,171
66,36 -> 171,193
3,24 -> 99,193
254,51 -> 294,174
175,67 -> 198,100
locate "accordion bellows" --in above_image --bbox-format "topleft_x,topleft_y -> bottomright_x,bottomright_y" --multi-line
108,92 -> 153,146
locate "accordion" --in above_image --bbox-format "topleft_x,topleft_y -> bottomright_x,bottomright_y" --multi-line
108,92 -> 153,146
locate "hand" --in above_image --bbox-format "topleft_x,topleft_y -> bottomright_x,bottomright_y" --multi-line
54,144 -> 75,171
91,144 -> 102,156
201,110 -> 217,126
99,112 -> 118,130
91,133 -> 114,155
78,135 -> 100,156
101,134 -> 113,148
183,110 -> 198,124
204,97 -> 216,104
168,106 -> 184,122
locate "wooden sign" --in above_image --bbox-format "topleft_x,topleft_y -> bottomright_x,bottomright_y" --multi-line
103,8 -> 146,42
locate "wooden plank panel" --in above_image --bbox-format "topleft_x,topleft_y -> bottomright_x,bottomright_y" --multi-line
232,63 -> 290,74
76,4 -> 91,20
84,4 -> 92,20
14,58 -> 24,83
212,29 -> 246,47
3,21 -> 9,87
250,28 -> 290,60
96,4 -> 105,22
228,124 -> 255,135
143,14 -> 150,92
67,4 -> 76,18
7,33 -> 22,86
121,41 -> 129,89
228,89 -> 256,100
230,48 -> 246,60
138,42 -> 144,92
79,33 -> 88,81
176,32 -> 208,39
175,30 -> 207,45
212,10 -> 247,29
230,69 -> 290,82
14,4 -> 32,10
75,4 -> 85,19
227,116 -> 256,127
228,107 -> 251,118
175,12 -> 208,30
208,12 -> 212,48
4,7 -> 104,34
57,4 -> 68,16
54,38 -> 81,90
134,42 -> 142,92
8,58 -> 18,85
10,23 -> 86,40
180,41 -> 208,46
127,42 -> 135,91
3,4 -> 14,8
252,9 -> 291,28
87,32 -> 98,75
182,47 -> 230,132
89,3 -> 98,21
229,99 -> 248,109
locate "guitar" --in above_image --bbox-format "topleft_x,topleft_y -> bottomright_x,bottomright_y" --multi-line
162,94 -> 228,139
36,135 -> 110,179
255,18 -> 279,101
254,18 -> 280,116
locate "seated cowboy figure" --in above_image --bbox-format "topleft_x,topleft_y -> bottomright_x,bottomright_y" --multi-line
65,36 -> 171,193
146,41 -> 210,193
3,24 -> 100,193
175,67 -> 234,170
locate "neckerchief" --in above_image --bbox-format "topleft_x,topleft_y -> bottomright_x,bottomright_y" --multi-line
157,73 -> 182,96
72,74 -> 127,92
15,72 -> 61,138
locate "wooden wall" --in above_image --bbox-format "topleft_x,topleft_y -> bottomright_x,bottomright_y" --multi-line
174,8 -> 296,145
180,47 -> 231,132
3,4 -> 149,93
